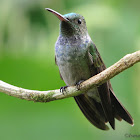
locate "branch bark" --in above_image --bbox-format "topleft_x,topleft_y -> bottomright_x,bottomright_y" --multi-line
0,51 -> 140,102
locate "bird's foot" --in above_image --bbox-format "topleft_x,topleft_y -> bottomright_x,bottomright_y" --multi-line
60,86 -> 68,95
76,80 -> 85,90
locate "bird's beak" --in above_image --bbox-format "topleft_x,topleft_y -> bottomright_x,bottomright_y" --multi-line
45,8 -> 69,22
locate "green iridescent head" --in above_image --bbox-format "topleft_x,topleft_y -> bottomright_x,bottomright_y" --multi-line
46,8 -> 88,36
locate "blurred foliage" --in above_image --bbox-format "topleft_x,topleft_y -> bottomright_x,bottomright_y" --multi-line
0,0 -> 140,140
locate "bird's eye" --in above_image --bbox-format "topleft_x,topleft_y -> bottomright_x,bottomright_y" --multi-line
78,19 -> 82,24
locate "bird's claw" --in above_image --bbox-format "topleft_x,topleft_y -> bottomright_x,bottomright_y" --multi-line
60,86 -> 68,95
76,80 -> 85,90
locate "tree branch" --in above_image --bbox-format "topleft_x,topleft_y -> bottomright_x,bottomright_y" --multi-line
0,51 -> 140,102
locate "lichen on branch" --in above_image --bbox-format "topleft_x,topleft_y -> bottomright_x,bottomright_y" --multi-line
0,51 -> 140,102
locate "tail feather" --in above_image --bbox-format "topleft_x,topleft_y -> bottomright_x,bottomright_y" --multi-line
110,89 -> 134,125
97,83 -> 115,129
74,88 -> 134,130
74,94 -> 109,130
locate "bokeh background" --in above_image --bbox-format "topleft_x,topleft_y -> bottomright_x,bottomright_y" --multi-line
0,0 -> 140,140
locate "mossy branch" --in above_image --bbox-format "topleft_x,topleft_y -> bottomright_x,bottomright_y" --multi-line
0,51 -> 140,102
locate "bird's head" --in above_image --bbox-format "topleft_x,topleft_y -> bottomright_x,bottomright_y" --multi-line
46,8 -> 88,37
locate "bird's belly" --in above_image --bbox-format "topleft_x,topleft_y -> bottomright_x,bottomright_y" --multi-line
55,44 -> 101,102
55,39 -> 91,86
58,59 -> 91,86
58,59 -> 101,102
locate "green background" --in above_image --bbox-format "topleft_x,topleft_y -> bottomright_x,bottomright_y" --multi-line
0,0 -> 140,140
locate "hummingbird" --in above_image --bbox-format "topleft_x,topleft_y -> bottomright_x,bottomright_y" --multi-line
46,8 -> 134,130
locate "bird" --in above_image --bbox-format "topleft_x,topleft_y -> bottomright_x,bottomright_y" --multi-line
45,8 -> 134,130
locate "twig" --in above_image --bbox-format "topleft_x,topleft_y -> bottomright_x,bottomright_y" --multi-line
0,51 -> 140,102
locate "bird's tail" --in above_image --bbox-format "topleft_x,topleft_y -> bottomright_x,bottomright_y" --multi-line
74,89 -> 134,130
110,89 -> 134,126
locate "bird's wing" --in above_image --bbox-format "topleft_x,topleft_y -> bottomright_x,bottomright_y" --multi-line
87,42 -> 133,128
87,42 -> 115,129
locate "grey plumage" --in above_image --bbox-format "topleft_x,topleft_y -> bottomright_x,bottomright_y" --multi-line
46,8 -> 134,130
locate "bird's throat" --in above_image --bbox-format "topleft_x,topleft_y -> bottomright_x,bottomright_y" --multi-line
60,21 -> 75,36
